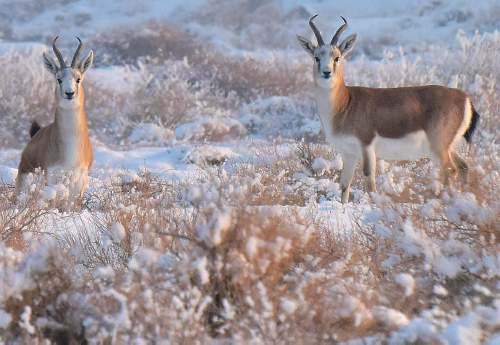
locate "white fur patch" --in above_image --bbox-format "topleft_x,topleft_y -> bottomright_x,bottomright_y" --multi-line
326,134 -> 362,157
323,131 -> 432,162
451,98 -> 473,148
57,108 -> 83,167
314,88 -> 363,156
373,131 -> 432,160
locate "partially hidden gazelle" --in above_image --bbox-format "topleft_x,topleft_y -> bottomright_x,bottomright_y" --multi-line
15,37 -> 94,211
297,15 -> 480,203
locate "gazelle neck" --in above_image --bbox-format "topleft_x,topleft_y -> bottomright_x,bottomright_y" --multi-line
55,104 -> 87,139
53,91 -> 89,166
314,75 -> 349,116
54,88 -> 88,140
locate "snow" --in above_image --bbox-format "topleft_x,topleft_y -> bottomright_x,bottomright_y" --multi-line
192,256 -> 210,285
19,306 -> 35,334
0,310 -> 11,329
108,223 -> 126,244
312,157 -> 330,175
435,256 -> 463,279
280,297 -> 298,315
0,0 -> 499,342
0,165 -> 16,184
433,285 -> 449,297
372,306 -> 410,328
444,314 -> 482,345
395,273 -> 416,297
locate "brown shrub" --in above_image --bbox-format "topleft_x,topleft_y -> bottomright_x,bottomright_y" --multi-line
89,20 -> 207,67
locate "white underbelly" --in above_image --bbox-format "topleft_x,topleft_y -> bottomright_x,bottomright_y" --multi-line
324,133 -> 362,157
373,130 -> 431,160
324,130 -> 432,160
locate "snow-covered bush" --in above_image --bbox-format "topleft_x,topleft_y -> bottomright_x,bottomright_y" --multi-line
1,5 -> 500,342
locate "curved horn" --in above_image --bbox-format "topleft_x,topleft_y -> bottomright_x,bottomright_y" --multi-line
309,14 -> 325,46
71,37 -> 83,68
331,16 -> 348,46
52,36 -> 66,68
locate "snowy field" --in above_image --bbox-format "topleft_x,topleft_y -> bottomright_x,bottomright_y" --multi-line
0,0 -> 500,342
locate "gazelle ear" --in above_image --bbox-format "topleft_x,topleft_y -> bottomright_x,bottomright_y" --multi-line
338,34 -> 357,57
79,50 -> 93,75
43,53 -> 58,74
296,35 -> 315,57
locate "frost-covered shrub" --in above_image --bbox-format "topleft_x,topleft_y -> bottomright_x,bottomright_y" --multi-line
90,20 -> 207,67
0,47 -> 53,147
239,96 -> 316,140
1,140 -> 500,342
90,20 -> 310,99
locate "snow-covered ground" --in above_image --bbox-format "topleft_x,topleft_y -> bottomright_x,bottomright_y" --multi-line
0,0 -> 499,342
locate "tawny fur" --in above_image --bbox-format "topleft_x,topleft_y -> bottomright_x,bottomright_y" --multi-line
298,15 -> 479,203
17,91 -> 92,175
15,37 -> 94,211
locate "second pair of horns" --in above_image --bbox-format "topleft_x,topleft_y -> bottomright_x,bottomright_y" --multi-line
52,36 -> 83,68
309,15 -> 348,46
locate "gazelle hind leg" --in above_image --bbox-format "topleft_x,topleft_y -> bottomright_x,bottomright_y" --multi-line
450,150 -> 469,184
435,149 -> 458,186
362,146 -> 377,194
340,153 -> 358,204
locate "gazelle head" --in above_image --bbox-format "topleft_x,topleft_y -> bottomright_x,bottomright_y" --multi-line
43,37 -> 93,108
297,15 -> 357,88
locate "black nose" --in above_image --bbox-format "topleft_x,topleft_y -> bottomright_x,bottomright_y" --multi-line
65,92 -> 75,97
323,71 -> 331,77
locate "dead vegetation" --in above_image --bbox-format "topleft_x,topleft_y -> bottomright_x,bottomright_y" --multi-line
0,139 -> 499,342
0,11 -> 499,344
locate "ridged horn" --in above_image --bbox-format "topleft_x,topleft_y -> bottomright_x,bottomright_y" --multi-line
52,36 -> 66,68
71,37 -> 83,68
309,15 -> 325,46
331,16 -> 348,46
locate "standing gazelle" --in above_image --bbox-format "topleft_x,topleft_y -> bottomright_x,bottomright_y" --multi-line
297,15 -> 479,203
15,37 -> 94,211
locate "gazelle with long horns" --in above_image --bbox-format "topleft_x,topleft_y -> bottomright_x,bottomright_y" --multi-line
15,37 -> 94,211
297,16 -> 479,203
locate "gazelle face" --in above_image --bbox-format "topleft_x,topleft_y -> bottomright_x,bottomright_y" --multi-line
54,67 -> 83,104
297,15 -> 357,89
43,37 -> 94,109
313,45 -> 342,88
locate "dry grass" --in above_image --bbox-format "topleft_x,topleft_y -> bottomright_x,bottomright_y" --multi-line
89,20 -> 207,67
89,20 -> 309,100
1,14 -> 500,343
0,146 -> 500,342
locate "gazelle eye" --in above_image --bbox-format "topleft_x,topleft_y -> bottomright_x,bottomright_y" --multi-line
315,57 -> 320,62
76,78 -> 81,83
335,57 -> 340,62
57,79 -> 62,84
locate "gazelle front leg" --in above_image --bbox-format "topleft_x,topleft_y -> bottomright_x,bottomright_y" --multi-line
340,153 -> 358,204
66,167 -> 87,212
14,172 -> 29,197
362,145 -> 377,195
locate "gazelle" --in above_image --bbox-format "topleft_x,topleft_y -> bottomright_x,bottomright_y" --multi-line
15,37 -> 94,211
297,15 -> 480,203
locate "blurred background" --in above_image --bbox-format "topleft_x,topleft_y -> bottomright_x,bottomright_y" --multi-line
0,0 -> 500,55
0,0 -> 498,149
1,0 -> 498,54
